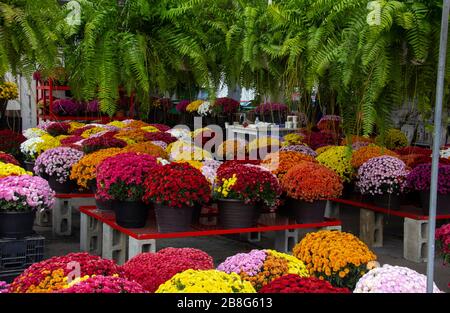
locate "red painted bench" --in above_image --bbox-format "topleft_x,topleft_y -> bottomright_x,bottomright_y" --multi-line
79,205 -> 342,265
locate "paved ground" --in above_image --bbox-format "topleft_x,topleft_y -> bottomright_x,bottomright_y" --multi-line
27,208 -> 450,292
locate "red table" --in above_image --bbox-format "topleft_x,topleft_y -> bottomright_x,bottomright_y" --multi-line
79,206 -> 342,265
328,198 -> 450,263
331,198 -> 450,220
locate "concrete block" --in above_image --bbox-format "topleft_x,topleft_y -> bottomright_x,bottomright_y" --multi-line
359,209 -> 383,248
404,217 -> 428,263
52,198 -> 71,236
128,237 -> 156,260
274,229 -> 298,253
325,201 -> 340,219
80,212 -> 103,255
320,225 -> 342,231
102,224 -> 127,265
52,196 -> 95,236
35,209 -> 52,227
240,232 -> 261,242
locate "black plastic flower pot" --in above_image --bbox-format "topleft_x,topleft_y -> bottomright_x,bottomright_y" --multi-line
46,175 -> 78,194
87,180 -> 97,194
154,203 -> 194,233
95,198 -> 115,211
114,201 -> 149,228
0,211 -> 35,239
191,204 -> 203,225
217,199 -> 260,229
287,198 -> 326,223
23,161 -> 35,174
371,193 -> 401,210
419,191 -> 450,215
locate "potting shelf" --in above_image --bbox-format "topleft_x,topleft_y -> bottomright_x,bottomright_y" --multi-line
79,205 -> 342,240
331,198 -> 450,220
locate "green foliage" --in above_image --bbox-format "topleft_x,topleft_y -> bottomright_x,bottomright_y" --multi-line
0,0 -> 61,77
0,0 -> 447,129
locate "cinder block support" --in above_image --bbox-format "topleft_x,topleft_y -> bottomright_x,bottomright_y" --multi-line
404,217 -> 428,263
128,237 -> 156,260
319,225 -> 342,231
325,201 -> 340,219
102,224 -> 127,265
52,197 -> 95,236
80,212 -> 103,255
274,229 -> 299,253
35,209 -> 52,227
240,232 -> 261,242
359,209 -> 383,248
52,198 -> 72,236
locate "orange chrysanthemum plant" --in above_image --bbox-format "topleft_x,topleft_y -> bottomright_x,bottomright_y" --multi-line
293,230 -> 377,290
70,148 -> 124,189
351,145 -> 399,169
123,142 -> 169,159
261,151 -> 317,180
115,128 -> 148,144
341,135 -> 374,146
280,162 -> 343,202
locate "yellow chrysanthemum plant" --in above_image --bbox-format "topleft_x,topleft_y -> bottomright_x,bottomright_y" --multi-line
293,230 -> 377,290
316,145 -> 354,183
0,82 -> 19,101
0,162 -> 32,178
186,100 -> 204,113
282,133 -> 304,147
156,269 -> 256,293
70,147 -> 124,189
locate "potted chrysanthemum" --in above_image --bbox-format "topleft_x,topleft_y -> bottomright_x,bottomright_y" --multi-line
0,175 -> 55,238
280,161 -> 343,223
96,152 -> 161,227
143,162 -> 211,232
34,147 -> 84,193
406,163 -> 450,214
213,163 -> 281,229
356,156 -> 409,210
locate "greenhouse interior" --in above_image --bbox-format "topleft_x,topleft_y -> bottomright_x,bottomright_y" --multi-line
0,0 -> 449,298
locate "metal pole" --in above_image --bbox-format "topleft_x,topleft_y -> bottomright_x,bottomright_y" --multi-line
427,0 -> 450,293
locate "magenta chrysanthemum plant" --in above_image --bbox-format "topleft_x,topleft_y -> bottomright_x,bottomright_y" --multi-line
59,275 -> 147,293
0,175 -> 55,212
406,163 -> 450,195
34,147 -> 84,183
356,156 -> 408,195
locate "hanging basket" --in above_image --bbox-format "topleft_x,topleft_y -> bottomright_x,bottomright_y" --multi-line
287,198 -> 327,223
217,199 -> 260,229
154,203 -> 194,233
